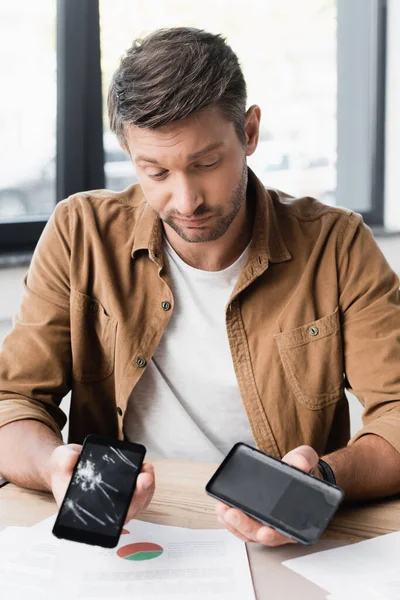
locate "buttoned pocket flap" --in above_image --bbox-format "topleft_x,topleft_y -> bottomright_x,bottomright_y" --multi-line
70,289 -> 117,383
274,308 -> 344,409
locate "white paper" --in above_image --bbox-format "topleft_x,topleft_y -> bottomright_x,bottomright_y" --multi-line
29,513 -> 57,532
0,526 -> 36,560
283,531 -> 400,596
367,571 -> 400,600
0,517 -> 255,600
0,527 -> 62,598
325,583 -> 388,600
0,512 -> 58,597
50,519 -> 255,600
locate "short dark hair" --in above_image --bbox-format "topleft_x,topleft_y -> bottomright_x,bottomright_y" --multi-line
108,27 -> 247,146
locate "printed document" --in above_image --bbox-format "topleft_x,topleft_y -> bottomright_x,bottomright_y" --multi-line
0,516 -> 255,600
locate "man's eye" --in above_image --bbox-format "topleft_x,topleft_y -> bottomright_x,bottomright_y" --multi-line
198,161 -> 218,169
150,170 -> 168,179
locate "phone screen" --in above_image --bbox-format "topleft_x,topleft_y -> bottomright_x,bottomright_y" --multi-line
206,443 -> 343,545
53,435 -> 146,547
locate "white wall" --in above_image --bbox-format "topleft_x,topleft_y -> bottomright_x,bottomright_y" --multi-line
0,267 -> 26,321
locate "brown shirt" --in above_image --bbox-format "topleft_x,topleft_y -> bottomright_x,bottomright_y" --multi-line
0,169 -> 399,458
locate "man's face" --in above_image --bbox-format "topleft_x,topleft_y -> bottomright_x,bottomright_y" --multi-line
123,108 -> 257,243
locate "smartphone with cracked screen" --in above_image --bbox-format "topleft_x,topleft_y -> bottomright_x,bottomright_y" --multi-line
52,435 -> 146,548
206,442 -> 344,545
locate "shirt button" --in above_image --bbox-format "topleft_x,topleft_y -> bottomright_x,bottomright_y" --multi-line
89,302 -> 98,313
309,325 -> 319,336
161,301 -> 171,311
136,357 -> 147,368
116,406 -> 123,416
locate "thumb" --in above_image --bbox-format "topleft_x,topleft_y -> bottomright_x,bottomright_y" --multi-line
281,445 -> 319,474
52,444 -> 82,474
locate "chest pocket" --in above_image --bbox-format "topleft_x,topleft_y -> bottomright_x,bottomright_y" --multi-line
70,289 -> 118,383
274,308 -> 344,410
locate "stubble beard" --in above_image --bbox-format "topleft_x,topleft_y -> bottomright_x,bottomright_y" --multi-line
162,162 -> 248,243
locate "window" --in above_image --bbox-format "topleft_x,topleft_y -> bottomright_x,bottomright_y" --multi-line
103,132 -> 138,192
0,0 -> 389,256
336,0 -> 386,224
0,0 -> 105,255
0,2 -> 57,221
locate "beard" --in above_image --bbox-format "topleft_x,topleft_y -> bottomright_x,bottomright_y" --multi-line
161,161 -> 248,243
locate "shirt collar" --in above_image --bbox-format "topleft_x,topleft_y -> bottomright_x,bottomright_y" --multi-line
131,167 -> 291,267
246,167 -> 291,270
131,201 -> 163,265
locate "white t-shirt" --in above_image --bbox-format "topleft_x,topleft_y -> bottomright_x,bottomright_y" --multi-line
123,238 -> 256,462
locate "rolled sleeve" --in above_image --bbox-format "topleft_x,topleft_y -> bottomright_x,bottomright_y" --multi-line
0,200 -> 72,434
0,398 -> 64,438
338,214 -> 400,452
349,410 -> 400,454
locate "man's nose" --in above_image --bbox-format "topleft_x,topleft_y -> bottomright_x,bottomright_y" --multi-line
173,177 -> 203,216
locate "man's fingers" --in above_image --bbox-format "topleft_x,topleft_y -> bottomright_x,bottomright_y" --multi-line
282,445 -> 319,473
60,450 -> 80,472
125,486 -> 153,523
136,463 -> 155,493
125,464 -> 155,523
222,508 -> 261,541
256,526 -> 298,546
215,501 -> 229,518
68,444 -> 83,453
136,471 -> 155,497
216,501 -> 298,547
215,447 -> 319,548
221,508 -> 298,546
217,515 -> 251,542
216,502 -> 257,538
51,444 -> 82,474
49,444 -> 83,506
139,462 -> 155,477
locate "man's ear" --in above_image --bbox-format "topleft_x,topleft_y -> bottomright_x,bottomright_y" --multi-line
244,105 -> 261,158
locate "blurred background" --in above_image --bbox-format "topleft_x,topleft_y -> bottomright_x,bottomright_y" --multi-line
0,0 -> 399,436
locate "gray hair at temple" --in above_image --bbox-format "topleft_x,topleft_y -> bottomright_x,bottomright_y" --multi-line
108,27 -> 247,147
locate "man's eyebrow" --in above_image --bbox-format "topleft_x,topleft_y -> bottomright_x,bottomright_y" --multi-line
187,141 -> 225,161
135,154 -> 160,165
135,141 -> 225,165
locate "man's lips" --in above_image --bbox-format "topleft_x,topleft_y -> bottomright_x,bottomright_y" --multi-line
173,215 -> 212,226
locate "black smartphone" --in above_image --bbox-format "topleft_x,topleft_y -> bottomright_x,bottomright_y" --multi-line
52,435 -> 146,548
206,442 -> 344,545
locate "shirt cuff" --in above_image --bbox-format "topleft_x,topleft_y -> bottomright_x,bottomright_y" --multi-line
0,398 -> 64,438
348,411 -> 400,455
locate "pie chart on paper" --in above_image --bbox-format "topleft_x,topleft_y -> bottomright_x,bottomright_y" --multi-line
117,542 -> 164,561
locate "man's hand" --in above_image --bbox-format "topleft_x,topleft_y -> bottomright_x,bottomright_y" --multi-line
49,444 -> 155,524
215,445 -> 321,546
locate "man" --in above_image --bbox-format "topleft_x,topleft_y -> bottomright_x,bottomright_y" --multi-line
0,27 -> 399,548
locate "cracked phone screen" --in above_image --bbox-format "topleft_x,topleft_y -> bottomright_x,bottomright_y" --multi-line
57,444 -> 142,536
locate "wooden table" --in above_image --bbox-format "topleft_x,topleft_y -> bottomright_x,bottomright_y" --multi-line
1,458 -> 400,599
